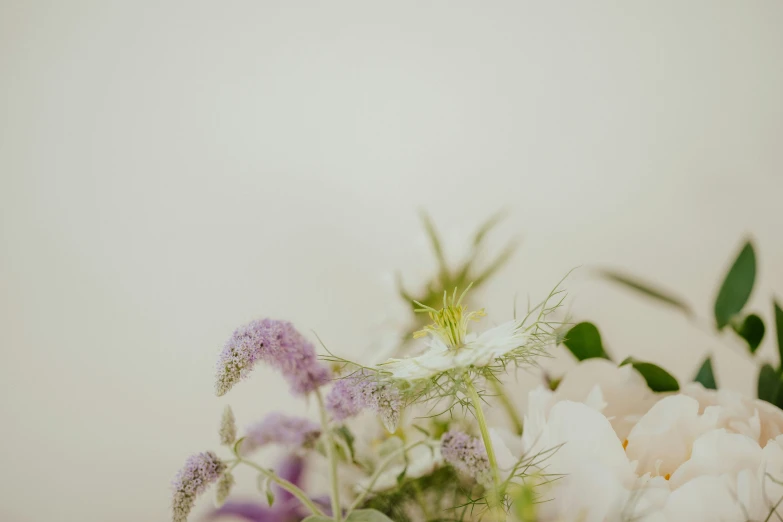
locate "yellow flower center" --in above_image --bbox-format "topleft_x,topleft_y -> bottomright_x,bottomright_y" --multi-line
413,286 -> 486,348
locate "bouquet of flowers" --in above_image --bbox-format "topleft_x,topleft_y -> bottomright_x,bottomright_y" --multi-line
170,215 -> 783,522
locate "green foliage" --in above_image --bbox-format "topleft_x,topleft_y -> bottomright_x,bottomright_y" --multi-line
398,211 -> 518,319
731,313 -> 765,354
509,483 -> 538,522
758,364 -> 783,408
597,269 -> 692,316
303,511 -> 395,522
562,322 -> 610,361
360,466 -> 463,522
714,241 -> 756,329
693,357 -> 717,390
620,357 -> 679,392
775,300 -> 783,367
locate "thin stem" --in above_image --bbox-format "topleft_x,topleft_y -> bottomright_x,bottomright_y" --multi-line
490,377 -> 523,435
239,459 -> 326,517
348,440 -> 430,513
465,379 -> 504,516
316,388 -> 342,522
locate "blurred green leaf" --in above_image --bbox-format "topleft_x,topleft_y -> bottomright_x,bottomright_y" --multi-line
562,322 -> 610,361
305,512 -> 395,522
510,483 -> 538,522
693,357 -> 717,389
731,313 -> 765,354
758,364 -> 783,407
620,357 -> 680,392
347,509 -> 396,521
775,300 -> 783,368
471,240 -> 519,288
472,209 -> 508,247
714,241 -> 756,329
597,269 -> 692,316
419,211 -> 448,276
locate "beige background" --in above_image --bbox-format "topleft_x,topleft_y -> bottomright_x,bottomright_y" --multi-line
2,1 -> 782,521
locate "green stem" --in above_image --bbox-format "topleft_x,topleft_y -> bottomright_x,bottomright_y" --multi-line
347,440 -> 430,514
239,459 -> 326,517
316,389 -> 342,522
490,377 -> 523,435
465,379 -> 504,514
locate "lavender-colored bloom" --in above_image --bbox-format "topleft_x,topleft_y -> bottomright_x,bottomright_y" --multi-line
441,430 -> 490,485
216,319 -> 331,397
171,451 -> 226,522
325,371 -> 403,432
242,412 -> 321,455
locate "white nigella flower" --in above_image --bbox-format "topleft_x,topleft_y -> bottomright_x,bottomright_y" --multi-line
490,359 -> 783,522
376,288 -> 540,382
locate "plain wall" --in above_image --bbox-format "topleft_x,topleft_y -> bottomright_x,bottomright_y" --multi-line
1,1 -> 782,521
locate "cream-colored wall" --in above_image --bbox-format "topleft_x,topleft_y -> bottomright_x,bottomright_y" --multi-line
1,2 -> 782,521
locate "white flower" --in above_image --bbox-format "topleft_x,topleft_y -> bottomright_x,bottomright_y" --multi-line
378,320 -> 530,381
492,358 -> 783,522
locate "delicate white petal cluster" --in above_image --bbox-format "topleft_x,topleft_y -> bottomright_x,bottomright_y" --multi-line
492,359 -> 783,522
379,320 -> 531,382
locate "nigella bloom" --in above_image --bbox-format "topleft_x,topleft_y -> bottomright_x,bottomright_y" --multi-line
441,430 -> 490,486
326,370 -> 403,432
378,288 -> 544,382
215,318 -> 331,397
241,412 -> 321,454
171,451 -> 226,522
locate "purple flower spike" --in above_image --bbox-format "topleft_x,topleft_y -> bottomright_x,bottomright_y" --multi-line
242,412 -> 321,455
216,319 -> 331,397
441,430 -> 490,485
171,451 -> 226,522
325,371 -> 402,432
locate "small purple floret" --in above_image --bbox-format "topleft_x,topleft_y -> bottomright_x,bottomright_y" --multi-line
242,412 -> 321,454
325,370 -> 402,432
215,319 -> 331,397
441,430 -> 490,483
171,451 -> 226,522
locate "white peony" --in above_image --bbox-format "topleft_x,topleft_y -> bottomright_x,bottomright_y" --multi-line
492,359 -> 783,522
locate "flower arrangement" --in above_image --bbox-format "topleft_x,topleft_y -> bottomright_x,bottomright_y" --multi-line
170,216 -> 783,522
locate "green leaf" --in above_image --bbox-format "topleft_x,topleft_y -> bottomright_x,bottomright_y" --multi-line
471,240 -> 519,287
419,211 -> 448,276
597,269 -> 692,316
334,425 -> 357,463
302,517 -> 333,522
395,466 -> 407,486
346,509 -> 396,521
775,300 -> 783,368
714,241 -> 756,329
731,313 -> 765,354
620,357 -> 680,392
472,209 -> 508,247
693,357 -> 717,389
256,475 -> 274,506
758,364 -> 783,407
562,322 -> 610,361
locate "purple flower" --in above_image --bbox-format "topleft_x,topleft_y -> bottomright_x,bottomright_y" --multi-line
441,430 -> 490,484
325,371 -> 403,432
171,451 -> 226,522
210,456 -> 332,522
242,412 -> 321,455
216,319 -> 331,397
